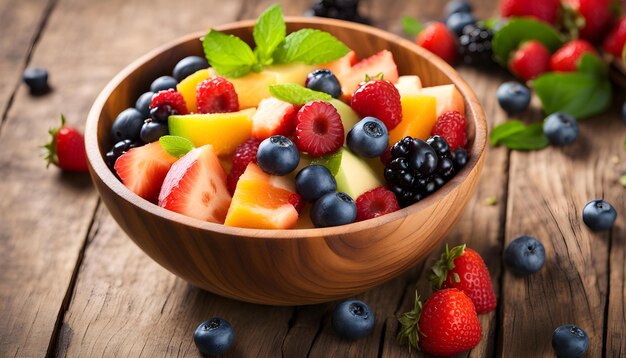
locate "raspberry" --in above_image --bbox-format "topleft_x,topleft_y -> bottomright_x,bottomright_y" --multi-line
351,80 -> 402,130
150,89 -> 188,115
295,101 -> 344,157
226,137 -> 261,194
196,77 -> 239,114
355,187 -> 400,221
432,111 -> 467,151
288,193 -> 305,213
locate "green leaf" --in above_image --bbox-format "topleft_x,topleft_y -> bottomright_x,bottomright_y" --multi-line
269,83 -> 332,105
576,53 -> 608,78
202,29 -> 258,78
273,29 -> 350,65
492,18 -> 564,65
478,17 -> 506,32
253,4 -> 285,65
499,123 -> 549,150
311,151 -> 343,176
159,135 -> 194,158
401,16 -> 424,36
489,119 -> 526,146
620,174 -> 626,188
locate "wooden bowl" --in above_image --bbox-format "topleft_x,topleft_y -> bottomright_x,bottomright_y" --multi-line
85,17 -> 487,305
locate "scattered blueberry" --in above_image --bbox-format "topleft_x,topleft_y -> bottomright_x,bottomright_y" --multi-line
496,82 -> 531,113
504,235 -> 545,275
295,165 -> 337,202
552,325 -> 589,358
445,0 -> 473,17
150,75 -> 178,93
193,318 -> 235,356
140,120 -> 169,143
256,135 -> 300,176
305,69 -> 342,98
310,192 -> 357,227
347,117 -> 389,158
135,91 -> 155,118
332,300 -> 375,340
172,56 -> 209,82
543,113 -> 579,146
582,200 -> 617,232
453,147 -> 469,168
111,108 -> 144,142
445,11 -> 476,35
22,67 -> 49,94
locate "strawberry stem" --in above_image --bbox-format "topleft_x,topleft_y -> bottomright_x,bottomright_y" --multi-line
397,290 -> 423,351
428,243 -> 466,291
43,114 -> 66,168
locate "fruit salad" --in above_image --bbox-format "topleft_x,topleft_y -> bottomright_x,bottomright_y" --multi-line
105,4 -> 470,229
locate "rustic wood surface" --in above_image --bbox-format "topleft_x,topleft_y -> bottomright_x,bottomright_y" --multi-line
0,0 -> 623,357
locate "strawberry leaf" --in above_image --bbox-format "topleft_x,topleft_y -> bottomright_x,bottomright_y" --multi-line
402,16 -> 424,36
428,244 -> 466,291
397,290 -> 423,351
492,18 -> 564,65
43,114 -> 66,168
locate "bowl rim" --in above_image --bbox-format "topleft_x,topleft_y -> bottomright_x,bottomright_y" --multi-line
86,16 -> 487,239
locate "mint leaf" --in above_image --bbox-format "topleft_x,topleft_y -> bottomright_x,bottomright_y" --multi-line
273,29 -> 350,65
491,121 -> 549,151
490,120 -> 526,146
159,135 -> 194,158
269,83 -> 332,105
402,16 -> 423,36
202,29 -> 258,78
478,17 -> 506,32
492,18 -> 564,65
253,4 -> 285,65
576,53 -> 608,78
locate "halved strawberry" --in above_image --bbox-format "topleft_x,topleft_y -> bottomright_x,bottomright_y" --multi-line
158,144 -> 232,223
114,141 -> 178,203
294,101 -> 344,157
335,50 -> 399,98
250,97 -> 296,140
355,187 -> 400,221
351,79 -> 403,130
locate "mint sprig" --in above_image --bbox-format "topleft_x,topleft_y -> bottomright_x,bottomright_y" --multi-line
159,135 -> 194,158
269,83 -> 331,105
202,30 -> 259,78
253,4 -> 285,65
273,29 -> 350,65
490,120 -> 549,151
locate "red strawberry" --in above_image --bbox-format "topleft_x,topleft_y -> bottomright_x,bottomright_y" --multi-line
355,187 -> 400,221
500,0 -> 560,24
150,89 -> 189,115
294,101 -> 344,157
196,76 -> 239,114
351,79 -> 402,130
416,22 -> 458,65
226,137 -> 261,195
508,40 -> 551,81
550,39 -> 598,72
251,97 -> 296,139
398,288 -> 482,356
603,16 -> 626,58
114,141 -> 178,203
44,115 -> 88,172
429,244 -> 497,314
335,50 -> 399,98
563,0 -> 620,43
431,111 -> 467,151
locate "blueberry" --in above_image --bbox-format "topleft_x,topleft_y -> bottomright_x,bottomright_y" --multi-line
445,0 -> 473,17
135,91 -> 155,118
150,75 -> 178,92
408,138 -> 438,176
453,147 -> 469,168
446,12 -> 476,35
543,113 -> 579,146
582,200 -> 617,232
150,104 -> 176,123
552,325 -> 589,358
193,318 -> 235,356
496,81 -> 531,113
111,108 -> 145,142
256,135 -> 300,176
296,165 -> 337,202
504,235 -> 545,275
347,117 -> 389,158
140,120 -> 169,143
310,192 -> 356,227
305,69 -> 342,98
332,300 -> 375,340
107,140 -> 140,169
172,56 -> 208,82
622,101 -> 626,124
22,67 -> 49,94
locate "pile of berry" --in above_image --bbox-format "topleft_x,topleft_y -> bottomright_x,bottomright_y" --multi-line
307,0 -> 370,24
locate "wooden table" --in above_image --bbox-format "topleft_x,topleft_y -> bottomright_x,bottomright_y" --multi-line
1,0 -> 624,356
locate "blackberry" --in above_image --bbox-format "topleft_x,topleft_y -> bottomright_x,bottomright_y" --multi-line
384,136 -> 468,207
458,24 -> 494,66
307,0 -> 370,24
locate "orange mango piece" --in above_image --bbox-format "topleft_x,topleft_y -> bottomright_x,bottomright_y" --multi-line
389,95 -> 437,144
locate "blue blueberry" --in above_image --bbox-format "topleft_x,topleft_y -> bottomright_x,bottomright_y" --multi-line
140,120 -> 168,143
310,192 -> 356,227
347,117 -> 389,158
150,104 -> 176,123
172,56 -> 209,82
106,139 -> 140,169
446,12 -> 476,35
150,75 -> 178,93
496,81 -> 531,113
111,108 -> 144,142
193,318 -> 235,356
22,67 -> 49,94
552,325 -> 589,358
582,200 -> 617,232
135,91 -> 155,118
305,69 -> 342,98
445,0 -> 473,17
256,135 -> 300,176
504,235 -> 545,275
295,165 -> 337,202
332,300 -> 375,340
543,113 -> 579,146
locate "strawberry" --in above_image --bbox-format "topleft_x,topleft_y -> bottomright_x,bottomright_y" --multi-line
603,16 -> 626,58
150,89 -> 188,115
355,186 -> 400,221
351,79 -> 402,130
294,101 -> 344,157
398,288 -> 482,356
431,111 -> 467,151
335,50 -> 399,98
550,39 -> 598,72
563,0 -> 620,43
429,244 -> 496,314
251,97 -> 296,140
416,22 -> 458,65
226,137 -> 261,195
44,114 -> 88,172
196,76 -> 239,114
500,0 -> 560,24
508,40 -> 551,81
